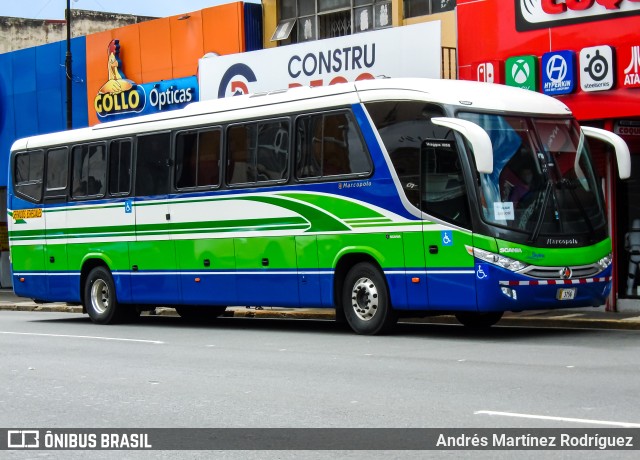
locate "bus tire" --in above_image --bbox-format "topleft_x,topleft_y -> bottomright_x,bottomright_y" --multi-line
455,311 -> 503,329
342,262 -> 397,335
175,306 -> 227,322
84,266 -> 127,324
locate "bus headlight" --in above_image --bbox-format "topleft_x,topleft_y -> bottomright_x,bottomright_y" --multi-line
597,253 -> 612,270
470,247 -> 529,272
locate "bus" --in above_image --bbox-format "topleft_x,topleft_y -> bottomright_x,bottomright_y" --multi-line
7,78 -> 631,334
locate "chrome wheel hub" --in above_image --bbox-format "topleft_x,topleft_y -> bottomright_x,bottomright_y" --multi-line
351,277 -> 379,321
91,279 -> 109,314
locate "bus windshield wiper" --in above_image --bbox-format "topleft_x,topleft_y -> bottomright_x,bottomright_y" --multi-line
558,178 -> 594,235
528,180 -> 553,243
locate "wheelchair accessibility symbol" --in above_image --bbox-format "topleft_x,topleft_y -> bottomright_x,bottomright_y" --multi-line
476,264 -> 488,280
124,200 -> 132,214
441,231 -> 453,246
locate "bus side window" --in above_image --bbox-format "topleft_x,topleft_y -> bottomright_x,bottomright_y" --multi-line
256,120 -> 289,181
109,139 -> 132,196
135,133 -> 171,197
296,115 -> 321,178
296,111 -> 371,180
227,125 -> 252,185
14,150 -> 44,203
176,128 -> 221,189
71,144 -> 107,199
45,147 -> 69,197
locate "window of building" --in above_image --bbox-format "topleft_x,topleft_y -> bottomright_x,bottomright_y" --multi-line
296,111 -> 372,179
109,139 -> 132,196
14,150 -> 44,203
404,0 -> 456,19
175,128 -> 222,189
227,120 -> 290,186
274,0 -> 392,45
71,144 -> 107,199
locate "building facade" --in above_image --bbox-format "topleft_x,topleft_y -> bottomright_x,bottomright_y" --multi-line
456,0 -> 640,308
261,0 -> 458,78
0,2 -> 263,287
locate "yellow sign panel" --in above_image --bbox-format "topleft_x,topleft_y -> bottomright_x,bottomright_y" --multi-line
13,208 -> 43,220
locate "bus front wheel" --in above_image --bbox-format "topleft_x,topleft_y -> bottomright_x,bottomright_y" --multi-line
84,266 -> 128,324
455,311 -> 503,329
342,262 -> 397,335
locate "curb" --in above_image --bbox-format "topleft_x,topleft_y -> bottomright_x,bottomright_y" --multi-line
2,304 -> 639,330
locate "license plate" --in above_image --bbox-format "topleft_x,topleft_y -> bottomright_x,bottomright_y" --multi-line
557,288 -> 576,300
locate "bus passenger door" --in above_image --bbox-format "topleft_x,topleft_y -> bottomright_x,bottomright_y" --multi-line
421,139 -> 477,311
130,132 -> 181,305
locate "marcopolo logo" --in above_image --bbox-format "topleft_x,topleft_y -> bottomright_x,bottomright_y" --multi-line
94,39 -> 145,118
217,63 -> 258,98
542,50 -> 575,95
505,55 -> 538,91
580,45 -> 615,92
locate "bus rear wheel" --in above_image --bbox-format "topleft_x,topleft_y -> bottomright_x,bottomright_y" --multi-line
84,266 -> 131,324
455,311 -> 503,329
342,262 -> 397,335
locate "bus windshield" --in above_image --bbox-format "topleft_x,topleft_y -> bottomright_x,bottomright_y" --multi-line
458,112 -> 606,240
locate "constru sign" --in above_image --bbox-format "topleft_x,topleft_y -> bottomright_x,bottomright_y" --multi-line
198,21 -> 442,100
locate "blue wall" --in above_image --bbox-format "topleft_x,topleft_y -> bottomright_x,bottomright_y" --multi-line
0,36 -> 88,187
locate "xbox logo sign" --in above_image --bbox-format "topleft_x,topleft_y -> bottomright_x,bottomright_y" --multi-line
512,59 -> 530,84
506,55 -> 538,91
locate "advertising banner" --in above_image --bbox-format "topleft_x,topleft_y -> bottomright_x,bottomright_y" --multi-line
198,21 -> 442,100
515,0 -> 640,31
541,50 -> 576,95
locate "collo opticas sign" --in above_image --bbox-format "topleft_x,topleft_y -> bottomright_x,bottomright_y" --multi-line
94,40 -> 198,121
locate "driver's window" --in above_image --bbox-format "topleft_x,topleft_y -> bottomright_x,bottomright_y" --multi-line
421,139 -> 471,229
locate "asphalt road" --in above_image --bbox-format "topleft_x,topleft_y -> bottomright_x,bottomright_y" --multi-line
2,311 -> 640,459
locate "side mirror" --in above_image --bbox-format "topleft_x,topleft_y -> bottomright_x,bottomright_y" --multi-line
582,126 -> 631,179
432,117 -> 493,174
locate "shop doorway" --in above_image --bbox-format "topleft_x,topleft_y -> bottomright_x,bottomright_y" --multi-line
616,144 -> 640,299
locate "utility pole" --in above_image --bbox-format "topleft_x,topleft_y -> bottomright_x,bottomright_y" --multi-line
65,0 -> 73,130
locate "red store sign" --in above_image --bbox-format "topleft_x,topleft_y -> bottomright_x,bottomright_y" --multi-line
516,0 -> 640,31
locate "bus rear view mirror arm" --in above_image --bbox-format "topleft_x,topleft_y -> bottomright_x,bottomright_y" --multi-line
432,117 -> 493,174
582,126 -> 631,180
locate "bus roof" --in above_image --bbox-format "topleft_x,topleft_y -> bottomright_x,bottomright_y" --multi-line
11,78 -> 572,152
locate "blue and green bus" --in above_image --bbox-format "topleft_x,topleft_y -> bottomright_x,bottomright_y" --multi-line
8,78 -> 631,334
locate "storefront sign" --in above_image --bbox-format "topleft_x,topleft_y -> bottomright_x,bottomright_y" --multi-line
93,39 -> 198,122
619,44 -> 640,88
542,50 -> 576,95
615,120 -> 640,136
505,55 -> 538,91
515,0 -> 640,31
580,45 -> 615,92
94,39 -> 146,118
472,61 -> 504,84
198,22 -> 441,100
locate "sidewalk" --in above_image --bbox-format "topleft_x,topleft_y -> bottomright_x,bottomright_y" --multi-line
2,289 -> 640,330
